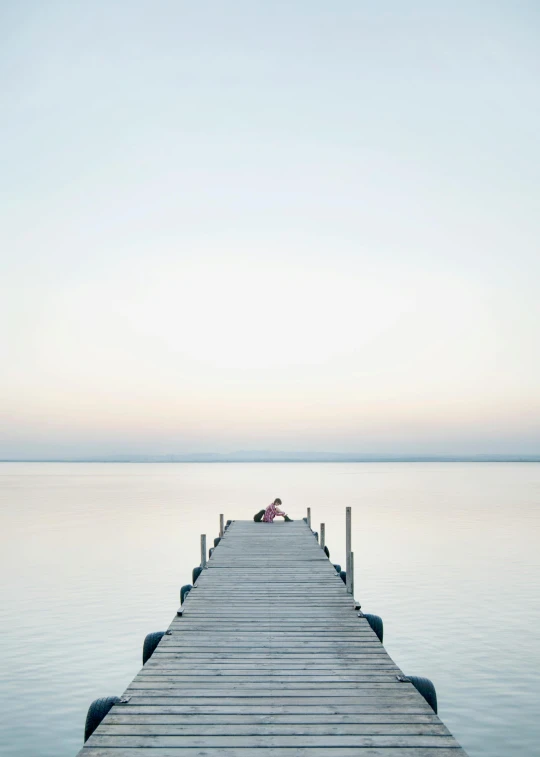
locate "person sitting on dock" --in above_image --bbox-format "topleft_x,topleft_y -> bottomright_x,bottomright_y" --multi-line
262,498 -> 291,522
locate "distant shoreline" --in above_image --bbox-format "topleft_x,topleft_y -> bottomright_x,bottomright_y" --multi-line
1,457 -> 539,464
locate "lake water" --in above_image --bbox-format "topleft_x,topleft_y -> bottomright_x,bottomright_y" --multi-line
1,462 -> 539,756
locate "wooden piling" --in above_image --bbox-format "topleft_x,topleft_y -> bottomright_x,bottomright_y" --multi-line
345,507 -> 352,594
200,534 -> 207,568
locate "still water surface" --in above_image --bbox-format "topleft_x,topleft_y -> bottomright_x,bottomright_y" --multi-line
1,462 -> 539,756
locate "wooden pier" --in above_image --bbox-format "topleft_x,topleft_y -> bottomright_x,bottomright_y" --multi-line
79,519 -> 467,756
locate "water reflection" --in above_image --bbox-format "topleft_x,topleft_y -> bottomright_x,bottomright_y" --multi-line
0,462 -> 539,756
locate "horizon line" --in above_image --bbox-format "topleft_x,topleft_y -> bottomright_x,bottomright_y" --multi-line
1,454 -> 540,463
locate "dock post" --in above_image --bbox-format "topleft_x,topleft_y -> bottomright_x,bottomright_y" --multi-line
349,551 -> 354,597
346,507 -> 352,594
320,523 -> 325,550
307,507 -> 311,528
219,514 -> 224,538
201,534 -> 207,568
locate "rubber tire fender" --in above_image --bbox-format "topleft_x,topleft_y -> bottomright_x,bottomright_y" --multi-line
209,547 -> 214,558
333,564 -> 341,574
180,584 -> 192,604
364,613 -> 384,643
142,631 -> 165,665
192,565 -> 202,584
407,675 -> 438,713
226,519 -> 232,528
324,546 -> 330,559
313,531 -> 318,540
214,537 -> 221,547
84,696 -> 120,742
340,570 -> 347,584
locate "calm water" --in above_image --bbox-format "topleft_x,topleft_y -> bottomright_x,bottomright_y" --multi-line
1,462 -> 539,756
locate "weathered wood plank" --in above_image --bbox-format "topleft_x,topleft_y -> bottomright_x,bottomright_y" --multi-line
153,648 -> 386,654
105,714 -> 442,725
100,704 -> 436,714
82,748 -> 467,756
87,734 -> 462,747
130,679 -> 416,690
97,723 -> 451,736
137,674 -> 402,682
144,661 -> 399,668
121,696 -> 431,705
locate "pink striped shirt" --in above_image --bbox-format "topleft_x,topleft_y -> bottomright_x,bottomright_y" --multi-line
262,502 -> 283,522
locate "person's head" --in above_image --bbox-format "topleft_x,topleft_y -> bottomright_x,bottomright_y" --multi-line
274,498 -> 282,505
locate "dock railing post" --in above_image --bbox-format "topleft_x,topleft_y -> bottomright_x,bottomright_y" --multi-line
307,507 -> 311,528
219,514 -> 224,538
346,507 -> 352,594
201,534 -> 207,568
350,551 -> 354,598
320,523 -> 325,550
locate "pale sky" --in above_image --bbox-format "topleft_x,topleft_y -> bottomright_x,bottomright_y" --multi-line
2,1 -> 540,458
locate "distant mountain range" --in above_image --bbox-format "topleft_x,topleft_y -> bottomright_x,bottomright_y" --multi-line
2,451 -> 540,462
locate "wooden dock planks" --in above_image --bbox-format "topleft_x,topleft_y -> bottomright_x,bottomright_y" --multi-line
78,519 -> 467,756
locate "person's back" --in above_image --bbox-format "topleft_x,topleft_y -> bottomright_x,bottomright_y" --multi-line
262,498 -> 287,522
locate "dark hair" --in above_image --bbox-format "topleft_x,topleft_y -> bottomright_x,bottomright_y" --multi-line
274,498 -> 282,505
